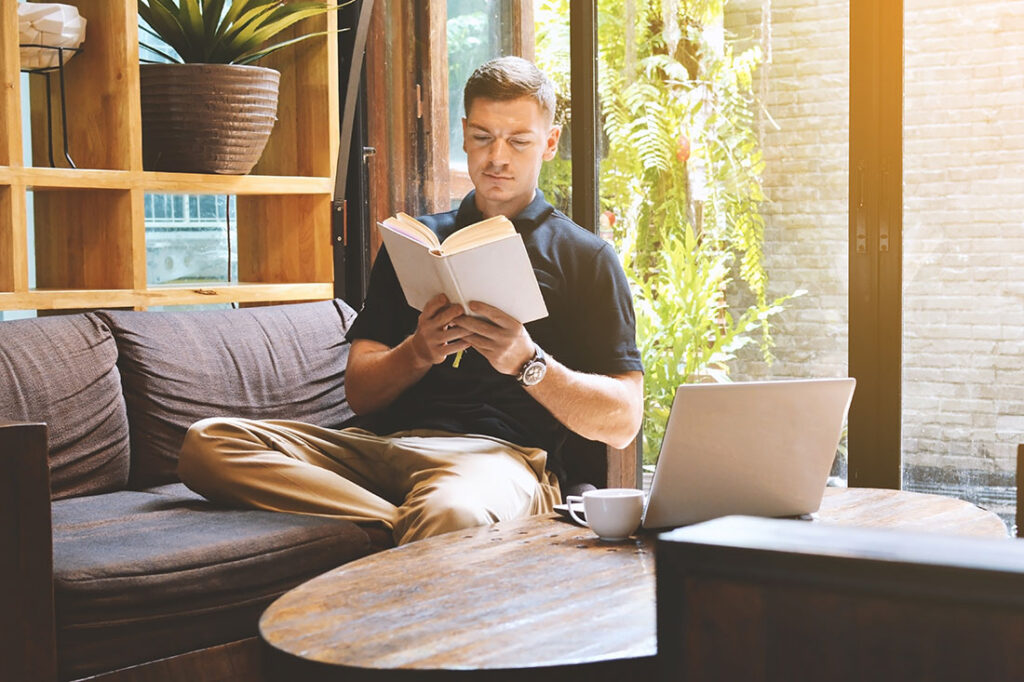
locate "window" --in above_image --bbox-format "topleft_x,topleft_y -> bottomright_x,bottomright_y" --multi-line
367,1 -> 1023,526
900,0 -> 1024,527
592,0 -> 850,472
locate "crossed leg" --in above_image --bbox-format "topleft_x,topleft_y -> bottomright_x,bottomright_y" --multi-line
177,419 -> 561,545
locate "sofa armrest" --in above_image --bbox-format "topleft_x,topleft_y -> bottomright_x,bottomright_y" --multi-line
0,421 -> 57,682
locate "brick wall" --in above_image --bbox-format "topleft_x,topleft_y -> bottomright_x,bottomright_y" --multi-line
724,0 -> 1024,500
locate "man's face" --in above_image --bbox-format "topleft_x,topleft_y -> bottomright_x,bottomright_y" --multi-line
462,96 -> 561,218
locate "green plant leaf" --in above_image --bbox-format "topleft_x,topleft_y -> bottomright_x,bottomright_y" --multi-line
223,3 -> 338,61
210,2 -> 281,62
139,40 -> 185,64
178,0 -> 205,48
202,0 -> 229,48
141,0 -> 350,64
221,0 -> 277,34
235,28 -> 340,65
139,0 -> 190,62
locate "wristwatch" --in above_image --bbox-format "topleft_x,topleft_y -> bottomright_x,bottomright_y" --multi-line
516,344 -> 547,386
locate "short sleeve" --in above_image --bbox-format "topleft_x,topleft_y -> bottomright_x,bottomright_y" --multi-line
345,247 -> 416,346
570,242 -> 644,375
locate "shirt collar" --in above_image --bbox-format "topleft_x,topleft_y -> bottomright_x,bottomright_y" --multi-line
455,189 -> 553,230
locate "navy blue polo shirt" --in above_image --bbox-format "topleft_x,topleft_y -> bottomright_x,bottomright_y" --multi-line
345,190 -> 643,479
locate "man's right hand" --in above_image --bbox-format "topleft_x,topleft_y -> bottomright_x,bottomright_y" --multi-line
409,294 -> 471,369
346,295 -> 472,416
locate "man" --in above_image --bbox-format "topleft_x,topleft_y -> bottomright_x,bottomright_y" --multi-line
178,57 -> 644,545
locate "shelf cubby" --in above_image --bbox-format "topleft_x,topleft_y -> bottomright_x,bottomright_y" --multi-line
32,188 -> 139,291
27,0 -> 138,172
237,194 -> 334,284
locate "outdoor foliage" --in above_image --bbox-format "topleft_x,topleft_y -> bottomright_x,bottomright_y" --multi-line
536,0 -> 802,459
138,0 -> 348,65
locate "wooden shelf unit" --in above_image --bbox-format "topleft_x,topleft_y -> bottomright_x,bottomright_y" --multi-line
0,0 -> 339,312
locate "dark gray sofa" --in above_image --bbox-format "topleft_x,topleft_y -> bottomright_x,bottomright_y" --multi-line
1,299 -> 638,682
0,300 -> 393,681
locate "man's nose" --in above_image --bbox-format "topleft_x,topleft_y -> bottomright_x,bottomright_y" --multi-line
487,138 -> 511,165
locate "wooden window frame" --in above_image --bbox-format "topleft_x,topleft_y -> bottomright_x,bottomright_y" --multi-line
848,0 -> 903,488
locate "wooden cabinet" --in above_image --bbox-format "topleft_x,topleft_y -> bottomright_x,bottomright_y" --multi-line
0,0 -> 338,311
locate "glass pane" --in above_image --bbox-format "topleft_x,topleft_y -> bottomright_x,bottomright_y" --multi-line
902,0 -> 1024,529
533,1 -> 572,216
596,0 -> 851,476
447,1 -> 507,210
2,74 -> 38,322
145,193 -> 236,285
446,1 -> 572,216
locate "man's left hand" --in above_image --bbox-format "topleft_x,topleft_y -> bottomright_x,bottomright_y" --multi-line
455,301 -> 535,376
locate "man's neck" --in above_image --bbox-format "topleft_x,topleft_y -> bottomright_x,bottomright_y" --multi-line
475,192 -> 534,220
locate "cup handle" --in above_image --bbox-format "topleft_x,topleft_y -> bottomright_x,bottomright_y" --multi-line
566,495 -> 588,527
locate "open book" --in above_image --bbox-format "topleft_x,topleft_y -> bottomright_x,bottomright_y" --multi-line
378,212 -> 548,324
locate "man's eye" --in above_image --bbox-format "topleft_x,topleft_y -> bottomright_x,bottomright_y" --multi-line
510,139 -> 529,148
473,135 -> 492,143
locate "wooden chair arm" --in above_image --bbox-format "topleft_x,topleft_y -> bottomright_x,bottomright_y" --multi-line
0,421 -> 57,682
561,430 -> 642,494
605,436 -> 642,489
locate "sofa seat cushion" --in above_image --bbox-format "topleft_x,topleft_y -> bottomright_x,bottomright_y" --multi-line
0,313 -> 129,498
97,300 -> 358,488
52,484 -> 385,680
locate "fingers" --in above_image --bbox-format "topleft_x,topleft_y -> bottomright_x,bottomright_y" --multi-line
421,296 -> 464,329
448,303 -> 534,375
411,296 -> 472,366
467,301 -> 516,329
422,294 -> 456,319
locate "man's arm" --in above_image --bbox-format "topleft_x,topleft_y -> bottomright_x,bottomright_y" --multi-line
526,362 -> 643,450
455,301 -> 643,449
345,295 -> 469,415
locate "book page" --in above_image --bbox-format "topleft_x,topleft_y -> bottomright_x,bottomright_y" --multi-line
439,215 -> 516,255
377,223 -> 447,311
444,233 -> 548,324
381,213 -> 441,250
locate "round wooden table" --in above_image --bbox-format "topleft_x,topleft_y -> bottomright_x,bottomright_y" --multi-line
259,487 -> 1007,680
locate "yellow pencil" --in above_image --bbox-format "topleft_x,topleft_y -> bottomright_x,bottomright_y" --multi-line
452,349 -> 464,368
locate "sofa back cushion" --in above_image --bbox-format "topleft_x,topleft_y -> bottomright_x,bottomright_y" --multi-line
97,300 -> 357,488
0,314 -> 131,498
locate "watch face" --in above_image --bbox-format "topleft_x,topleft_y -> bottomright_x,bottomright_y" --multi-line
522,361 -> 546,386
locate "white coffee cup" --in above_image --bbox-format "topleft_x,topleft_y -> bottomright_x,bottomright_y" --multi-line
566,488 -> 644,541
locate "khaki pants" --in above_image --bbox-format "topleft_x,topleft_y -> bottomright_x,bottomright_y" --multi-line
177,418 -> 562,545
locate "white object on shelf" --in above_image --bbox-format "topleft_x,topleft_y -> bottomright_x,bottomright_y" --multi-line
18,3 -> 87,70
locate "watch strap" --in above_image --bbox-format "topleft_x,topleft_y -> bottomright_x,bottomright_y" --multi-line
516,344 -> 546,386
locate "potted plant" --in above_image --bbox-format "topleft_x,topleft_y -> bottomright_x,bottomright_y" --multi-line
137,0 -> 345,174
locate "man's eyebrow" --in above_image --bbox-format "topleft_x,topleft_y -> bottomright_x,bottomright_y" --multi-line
465,122 -> 536,136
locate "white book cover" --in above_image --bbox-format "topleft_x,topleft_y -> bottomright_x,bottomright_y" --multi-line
378,220 -> 548,324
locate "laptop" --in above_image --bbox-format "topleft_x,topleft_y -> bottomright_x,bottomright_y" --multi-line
559,378 -> 855,530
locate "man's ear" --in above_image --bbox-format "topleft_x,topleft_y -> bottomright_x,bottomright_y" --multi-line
461,118 -> 469,153
543,125 -> 562,161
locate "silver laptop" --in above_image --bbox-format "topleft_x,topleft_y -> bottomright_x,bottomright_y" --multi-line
640,378 -> 855,529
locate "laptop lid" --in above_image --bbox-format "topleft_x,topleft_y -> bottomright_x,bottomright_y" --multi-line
641,378 -> 856,530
